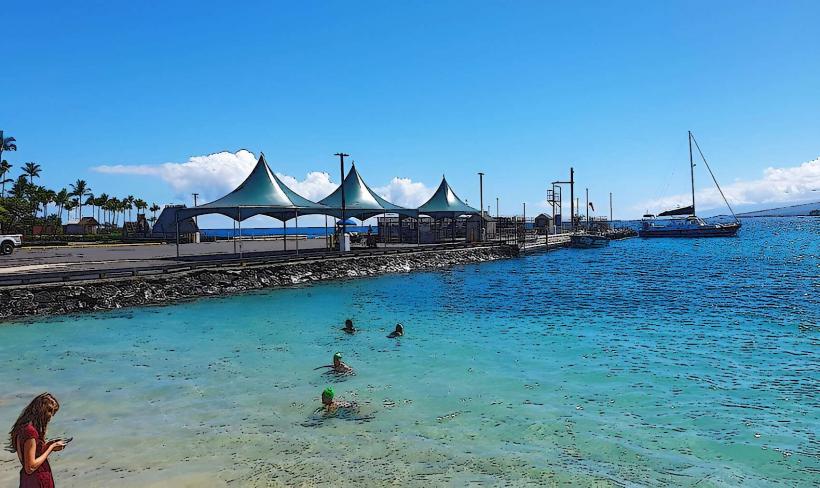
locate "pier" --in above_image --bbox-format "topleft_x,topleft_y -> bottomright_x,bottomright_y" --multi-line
0,242 -> 518,321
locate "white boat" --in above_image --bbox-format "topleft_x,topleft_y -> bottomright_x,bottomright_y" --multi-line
570,234 -> 609,248
640,131 -> 741,238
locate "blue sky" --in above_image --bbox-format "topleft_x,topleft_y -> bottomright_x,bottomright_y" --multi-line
3,0 -> 820,223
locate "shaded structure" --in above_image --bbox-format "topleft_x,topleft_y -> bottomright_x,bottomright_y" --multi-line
172,154 -> 329,256
160,154 -> 488,254
319,163 -> 416,247
152,206 -> 199,241
177,154 -> 328,222
417,176 -> 479,242
319,163 -> 415,220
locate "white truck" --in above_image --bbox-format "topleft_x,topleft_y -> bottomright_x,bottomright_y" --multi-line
0,233 -> 23,255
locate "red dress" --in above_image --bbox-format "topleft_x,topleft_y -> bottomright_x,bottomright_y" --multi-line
16,423 -> 55,488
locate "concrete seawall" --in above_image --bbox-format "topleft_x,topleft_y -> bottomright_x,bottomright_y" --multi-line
0,245 -> 518,322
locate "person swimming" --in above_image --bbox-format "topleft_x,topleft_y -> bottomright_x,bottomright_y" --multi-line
317,387 -> 356,415
387,323 -> 404,338
342,319 -> 356,334
314,352 -> 354,374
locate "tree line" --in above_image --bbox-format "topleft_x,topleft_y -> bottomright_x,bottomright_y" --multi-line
0,131 -> 162,235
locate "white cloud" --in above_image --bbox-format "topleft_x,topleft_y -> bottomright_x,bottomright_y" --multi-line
275,171 -> 337,202
93,150 -> 258,202
91,150 -> 433,210
638,157 -> 820,213
373,177 -> 434,208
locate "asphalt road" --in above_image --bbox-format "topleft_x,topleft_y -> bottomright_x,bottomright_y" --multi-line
0,238 -> 330,276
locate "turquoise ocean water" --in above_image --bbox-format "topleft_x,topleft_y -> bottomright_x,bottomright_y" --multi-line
0,218 -> 817,487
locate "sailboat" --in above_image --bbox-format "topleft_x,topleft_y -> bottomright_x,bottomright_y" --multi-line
639,131 -> 741,238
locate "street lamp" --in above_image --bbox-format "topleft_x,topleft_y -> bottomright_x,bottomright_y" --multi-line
334,152 -> 349,251
478,172 -> 485,241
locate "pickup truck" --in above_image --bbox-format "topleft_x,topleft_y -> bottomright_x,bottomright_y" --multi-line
0,234 -> 23,255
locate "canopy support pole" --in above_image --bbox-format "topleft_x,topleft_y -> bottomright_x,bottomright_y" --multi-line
238,207 -> 243,260
233,218 -> 237,255
175,216 -> 180,258
284,218 -> 287,253
417,216 -> 420,247
324,214 -> 329,250
295,210 -> 299,256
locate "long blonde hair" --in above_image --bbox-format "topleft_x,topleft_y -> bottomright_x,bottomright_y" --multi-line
6,393 -> 60,452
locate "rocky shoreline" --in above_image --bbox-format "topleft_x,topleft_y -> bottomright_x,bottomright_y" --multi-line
0,245 -> 518,322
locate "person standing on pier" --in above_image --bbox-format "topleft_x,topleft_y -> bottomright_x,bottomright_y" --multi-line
7,393 -> 66,488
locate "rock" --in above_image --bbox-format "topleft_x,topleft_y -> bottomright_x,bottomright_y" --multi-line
0,245 -> 518,321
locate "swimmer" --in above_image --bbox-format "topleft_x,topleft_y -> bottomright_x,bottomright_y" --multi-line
317,387 -> 356,415
314,352 -> 354,374
342,319 -> 356,334
387,323 -> 404,338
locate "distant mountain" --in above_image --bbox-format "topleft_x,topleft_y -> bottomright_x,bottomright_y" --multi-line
736,201 -> 820,217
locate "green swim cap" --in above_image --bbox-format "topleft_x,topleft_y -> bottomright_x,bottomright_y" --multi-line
323,387 -> 335,399
334,352 -> 342,359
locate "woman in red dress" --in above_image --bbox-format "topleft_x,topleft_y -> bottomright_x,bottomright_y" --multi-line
6,393 -> 65,488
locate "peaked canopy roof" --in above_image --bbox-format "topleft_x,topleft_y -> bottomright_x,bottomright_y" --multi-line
319,163 -> 415,219
176,154 -> 328,221
417,177 -> 479,217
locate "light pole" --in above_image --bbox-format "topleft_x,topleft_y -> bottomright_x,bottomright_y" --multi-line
609,192 -> 613,228
478,172 -> 485,241
569,167 -> 574,230
334,152 -> 349,251
192,192 -> 199,226
496,197 -> 499,219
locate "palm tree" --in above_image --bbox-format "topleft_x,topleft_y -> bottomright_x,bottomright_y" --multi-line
107,197 -> 121,226
0,160 -> 11,197
125,195 -> 135,222
54,188 -> 69,223
134,198 -> 147,217
42,188 -> 56,219
70,179 -> 90,218
96,193 -> 109,224
121,199 -> 130,226
0,131 -> 17,164
23,162 -> 41,185
63,199 -> 78,223
149,203 -> 161,220
84,193 -> 96,221
10,175 -> 29,199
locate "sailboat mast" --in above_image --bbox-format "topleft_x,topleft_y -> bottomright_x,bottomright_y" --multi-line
688,130 -> 696,215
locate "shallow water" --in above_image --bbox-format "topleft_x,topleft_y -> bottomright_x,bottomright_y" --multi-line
1,217 -> 817,487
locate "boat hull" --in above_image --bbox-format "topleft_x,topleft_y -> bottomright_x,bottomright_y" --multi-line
638,223 -> 741,238
571,234 -> 610,248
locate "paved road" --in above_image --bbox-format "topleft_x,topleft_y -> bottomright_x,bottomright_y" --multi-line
0,238 -> 330,276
